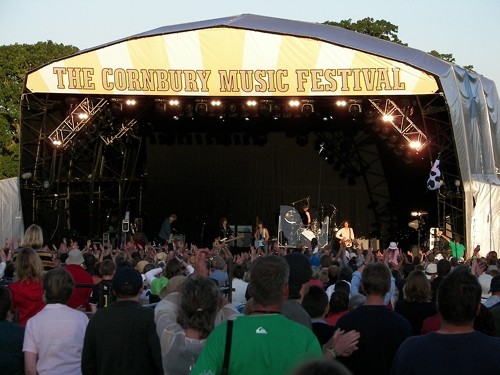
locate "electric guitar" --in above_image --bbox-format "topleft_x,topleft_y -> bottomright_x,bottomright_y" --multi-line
339,238 -> 354,248
218,234 -> 244,245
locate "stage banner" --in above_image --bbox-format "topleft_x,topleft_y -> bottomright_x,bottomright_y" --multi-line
26,28 -> 439,96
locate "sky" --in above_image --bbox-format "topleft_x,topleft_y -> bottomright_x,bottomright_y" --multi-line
1,0 -> 499,87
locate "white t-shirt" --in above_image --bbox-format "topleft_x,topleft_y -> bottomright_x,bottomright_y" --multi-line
23,304 -> 88,375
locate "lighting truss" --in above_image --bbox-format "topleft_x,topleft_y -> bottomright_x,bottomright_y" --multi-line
48,98 -> 108,148
100,118 -> 138,145
368,98 -> 428,152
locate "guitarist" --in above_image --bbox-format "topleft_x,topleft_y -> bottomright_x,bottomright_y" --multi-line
336,220 -> 355,248
218,217 -> 234,243
254,220 -> 270,251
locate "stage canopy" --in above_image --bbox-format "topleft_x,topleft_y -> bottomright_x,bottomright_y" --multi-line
20,14 -> 500,254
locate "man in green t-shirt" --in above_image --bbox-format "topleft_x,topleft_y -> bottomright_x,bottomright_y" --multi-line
191,256 -> 360,375
440,232 -> 465,259
190,256 -> 322,375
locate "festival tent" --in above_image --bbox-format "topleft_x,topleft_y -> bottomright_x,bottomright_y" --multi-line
0,177 -> 24,243
20,14 -> 500,254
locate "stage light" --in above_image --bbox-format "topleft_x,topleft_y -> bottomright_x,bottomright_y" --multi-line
211,100 -> 222,106
289,100 -> 300,107
125,99 -> 137,106
302,102 -> 314,117
349,103 -> 361,115
52,139 -> 62,146
408,220 -> 419,230
348,103 -> 361,121
246,100 -> 257,107
382,114 -> 394,122
409,140 -> 422,150
169,99 -> 180,106
195,102 -> 208,117
272,104 -> 282,120
227,103 -> 238,118
336,100 -> 347,107
21,172 -> 32,180
259,100 -> 273,117
76,112 -> 89,120
369,98 -> 428,153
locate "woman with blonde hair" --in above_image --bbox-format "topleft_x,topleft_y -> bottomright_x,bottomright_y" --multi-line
155,249 -> 240,374
15,224 -> 54,271
8,247 -> 45,326
394,269 -> 437,335
22,224 -> 44,249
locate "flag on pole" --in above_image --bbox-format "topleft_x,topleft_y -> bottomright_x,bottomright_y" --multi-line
427,159 -> 442,190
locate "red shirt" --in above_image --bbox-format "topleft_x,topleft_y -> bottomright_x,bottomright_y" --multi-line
422,313 -> 441,334
65,264 -> 94,311
326,310 -> 348,326
8,279 -> 44,326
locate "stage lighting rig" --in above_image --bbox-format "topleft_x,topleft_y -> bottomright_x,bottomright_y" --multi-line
49,97 -> 108,149
369,98 -> 428,152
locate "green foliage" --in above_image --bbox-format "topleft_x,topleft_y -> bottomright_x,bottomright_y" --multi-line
323,17 -> 406,45
428,50 -> 455,63
0,41 -> 78,178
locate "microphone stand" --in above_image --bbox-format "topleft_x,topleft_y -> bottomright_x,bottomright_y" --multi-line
200,222 -> 206,247
290,197 -> 310,206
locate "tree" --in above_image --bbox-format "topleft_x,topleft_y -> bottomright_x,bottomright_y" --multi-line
0,41 -> 78,178
323,17 -> 406,45
428,50 -> 455,63
325,18 -> 473,71
428,50 -> 475,72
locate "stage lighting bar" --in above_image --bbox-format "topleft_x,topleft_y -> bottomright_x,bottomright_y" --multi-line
49,98 -> 108,149
368,98 -> 428,152
100,118 -> 138,146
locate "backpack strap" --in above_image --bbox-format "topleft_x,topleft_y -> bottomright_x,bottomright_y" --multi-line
221,319 -> 234,375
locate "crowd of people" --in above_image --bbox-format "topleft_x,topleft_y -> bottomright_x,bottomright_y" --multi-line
1,222 -> 500,374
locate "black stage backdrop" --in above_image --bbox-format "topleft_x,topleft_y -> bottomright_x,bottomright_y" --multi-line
143,131 -> 378,246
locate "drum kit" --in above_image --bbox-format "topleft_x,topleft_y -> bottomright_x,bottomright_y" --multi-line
279,201 -> 338,248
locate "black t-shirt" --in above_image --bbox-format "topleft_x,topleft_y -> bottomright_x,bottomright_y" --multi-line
336,305 -> 412,375
89,280 -> 115,309
394,299 -> 437,335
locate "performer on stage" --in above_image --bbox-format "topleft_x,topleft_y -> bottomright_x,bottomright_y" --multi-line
254,220 -> 270,250
218,217 -> 234,242
158,213 -> 177,244
300,204 -> 312,228
336,220 -> 355,248
437,231 -> 465,259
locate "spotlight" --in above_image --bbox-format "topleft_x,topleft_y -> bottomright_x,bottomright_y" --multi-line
169,99 -> 180,106
289,100 -> 300,107
349,104 -> 361,115
246,100 -> 257,107
125,99 -> 137,106
211,100 -> 222,106
336,100 -> 347,107
302,103 -> 314,117
227,103 -> 238,118
76,113 -> 89,120
409,140 -> 422,150
382,114 -> 394,122
195,102 -> 208,117
52,139 -> 62,146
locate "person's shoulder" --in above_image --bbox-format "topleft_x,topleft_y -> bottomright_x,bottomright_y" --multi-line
472,330 -> 500,346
